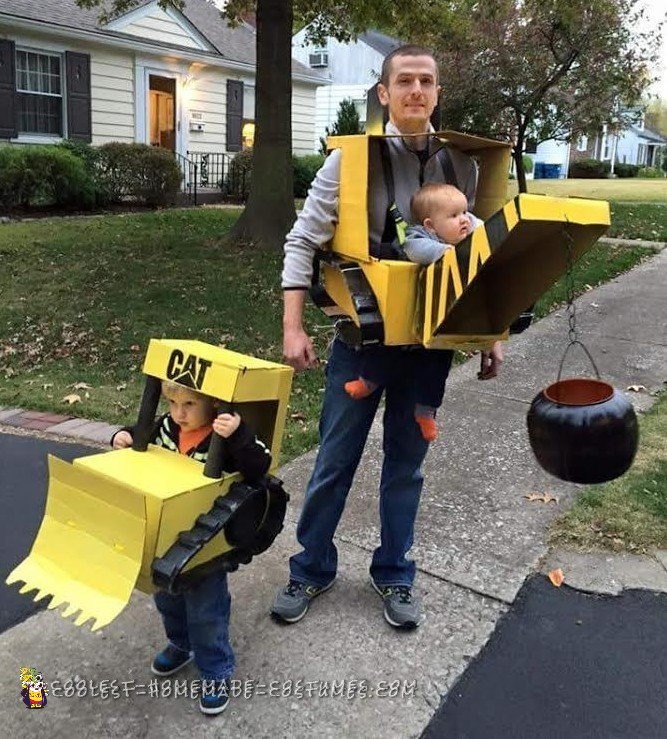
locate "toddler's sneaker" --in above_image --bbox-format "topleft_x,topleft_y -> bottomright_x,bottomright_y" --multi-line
151,644 -> 193,677
200,679 -> 230,715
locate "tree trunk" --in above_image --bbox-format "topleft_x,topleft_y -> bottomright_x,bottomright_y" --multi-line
229,0 -> 296,249
513,127 -> 528,193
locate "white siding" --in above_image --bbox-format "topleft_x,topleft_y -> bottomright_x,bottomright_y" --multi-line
91,51 -> 135,145
293,82 -> 317,155
292,30 -> 384,85
314,84 -> 368,152
615,129 -> 641,165
184,69 -> 317,156
120,8 -> 203,50
535,139 -> 569,171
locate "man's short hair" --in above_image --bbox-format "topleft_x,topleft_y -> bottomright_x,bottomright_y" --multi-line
380,45 -> 438,86
410,183 -> 464,224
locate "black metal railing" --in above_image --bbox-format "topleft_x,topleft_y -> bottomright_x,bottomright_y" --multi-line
187,151 -> 228,190
175,152 -> 198,205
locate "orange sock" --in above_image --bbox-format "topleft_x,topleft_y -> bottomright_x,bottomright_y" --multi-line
415,415 -> 438,442
345,378 -> 376,399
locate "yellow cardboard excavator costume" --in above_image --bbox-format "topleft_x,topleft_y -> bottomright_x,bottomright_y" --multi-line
7,340 -> 293,631
311,108 -> 610,351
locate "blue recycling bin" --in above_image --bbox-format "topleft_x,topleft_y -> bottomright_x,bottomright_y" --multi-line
543,164 -> 562,179
533,162 -> 545,178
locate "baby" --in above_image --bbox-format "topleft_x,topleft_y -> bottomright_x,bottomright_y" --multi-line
345,183 -> 482,441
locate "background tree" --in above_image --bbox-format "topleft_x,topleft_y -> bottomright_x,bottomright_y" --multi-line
645,97 -> 667,136
319,98 -> 363,154
391,0 -> 661,191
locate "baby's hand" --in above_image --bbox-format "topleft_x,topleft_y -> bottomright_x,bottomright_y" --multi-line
213,412 -> 241,438
113,430 -> 133,449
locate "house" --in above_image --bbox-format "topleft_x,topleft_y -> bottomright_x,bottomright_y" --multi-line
0,0 -> 323,177
291,27 -> 401,150
570,116 -> 667,171
531,111 -> 667,178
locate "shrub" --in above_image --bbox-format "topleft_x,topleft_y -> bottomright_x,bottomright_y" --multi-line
127,145 -> 182,206
96,142 -> 182,206
293,154 -> 325,197
522,154 -> 534,174
614,163 -> 640,178
636,166 -> 663,179
0,145 -> 95,210
222,149 -> 253,201
568,158 -> 611,178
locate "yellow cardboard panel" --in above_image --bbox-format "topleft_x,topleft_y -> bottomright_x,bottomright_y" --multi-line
329,135 -> 370,262
6,456 -> 146,630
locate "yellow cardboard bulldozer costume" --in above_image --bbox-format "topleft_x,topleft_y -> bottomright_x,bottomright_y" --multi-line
6,339 -> 293,631
312,104 -> 610,350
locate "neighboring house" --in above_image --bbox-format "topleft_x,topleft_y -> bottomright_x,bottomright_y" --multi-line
570,116 -> 667,170
291,27 -> 401,150
0,0 -> 323,171
531,112 -> 667,178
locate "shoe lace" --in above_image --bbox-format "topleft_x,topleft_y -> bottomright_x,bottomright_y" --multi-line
392,586 -> 413,604
285,580 -> 304,597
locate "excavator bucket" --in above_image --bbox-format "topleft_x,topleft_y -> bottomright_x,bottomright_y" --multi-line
7,340 -> 293,630
6,455 -> 146,631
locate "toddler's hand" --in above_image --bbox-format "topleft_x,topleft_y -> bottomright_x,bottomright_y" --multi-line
213,412 -> 241,438
112,430 -> 133,449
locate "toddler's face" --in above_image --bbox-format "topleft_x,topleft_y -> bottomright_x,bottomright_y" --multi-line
424,190 -> 470,245
164,389 -> 213,431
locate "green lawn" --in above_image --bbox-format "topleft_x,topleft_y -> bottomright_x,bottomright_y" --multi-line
0,203 -> 660,465
509,177 -> 667,202
549,393 -> 667,553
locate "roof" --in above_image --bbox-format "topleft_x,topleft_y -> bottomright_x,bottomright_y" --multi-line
632,126 -> 667,144
0,0 -> 320,79
358,29 -> 403,57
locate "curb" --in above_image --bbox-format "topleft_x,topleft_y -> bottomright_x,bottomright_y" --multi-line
0,407 -> 120,446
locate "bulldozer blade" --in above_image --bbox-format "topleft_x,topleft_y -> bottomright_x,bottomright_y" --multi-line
6,455 -> 146,631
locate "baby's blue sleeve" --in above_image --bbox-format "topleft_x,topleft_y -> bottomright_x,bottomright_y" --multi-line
403,228 -> 447,266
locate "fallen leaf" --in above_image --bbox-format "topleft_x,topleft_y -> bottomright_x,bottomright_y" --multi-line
129,344 -> 141,352
590,302 -> 599,308
626,384 -> 646,392
71,381 -> 92,390
116,383 -> 127,391
42,383 -> 53,390
524,492 -> 558,504
62,393 -> 82,405
547,568 -> 565,587
290,412 -> 307,421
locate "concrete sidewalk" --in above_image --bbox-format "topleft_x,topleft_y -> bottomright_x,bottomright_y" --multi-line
1,250 -> 666,738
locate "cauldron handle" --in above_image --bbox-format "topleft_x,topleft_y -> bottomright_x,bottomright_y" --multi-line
557,339 -> 601,382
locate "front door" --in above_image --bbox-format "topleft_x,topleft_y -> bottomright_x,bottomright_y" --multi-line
149,75 -> 176,151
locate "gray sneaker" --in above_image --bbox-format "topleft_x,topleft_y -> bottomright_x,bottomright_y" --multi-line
270,579 -> 335,623
370,578 -> 424,629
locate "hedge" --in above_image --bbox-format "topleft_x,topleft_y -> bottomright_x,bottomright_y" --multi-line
568,158 -> 611,179
222,151 -> 327,200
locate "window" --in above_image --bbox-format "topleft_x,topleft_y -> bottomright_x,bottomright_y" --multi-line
309,49 -> 329,68
16,50 -> 63,136
576,135 -> 588,152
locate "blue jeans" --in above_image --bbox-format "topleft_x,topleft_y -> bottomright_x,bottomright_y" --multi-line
290,339 -> 451,587
153,570 -> 235,681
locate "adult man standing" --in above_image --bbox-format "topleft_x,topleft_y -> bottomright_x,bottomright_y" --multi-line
272,46 -> 503,629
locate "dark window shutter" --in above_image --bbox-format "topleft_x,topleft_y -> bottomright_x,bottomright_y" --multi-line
226,79 -> 243,152
0,40 -> 17,139
66,51 -> 91,142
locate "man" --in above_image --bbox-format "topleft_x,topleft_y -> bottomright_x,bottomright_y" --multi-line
272,46 -> 503,629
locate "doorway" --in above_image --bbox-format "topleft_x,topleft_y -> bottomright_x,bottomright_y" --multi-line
149,75 -> 176,151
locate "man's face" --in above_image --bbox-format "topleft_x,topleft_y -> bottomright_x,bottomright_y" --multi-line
377,54 -> 440,134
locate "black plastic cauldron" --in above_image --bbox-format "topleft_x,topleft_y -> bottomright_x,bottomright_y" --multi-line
527,377 -> 639,484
